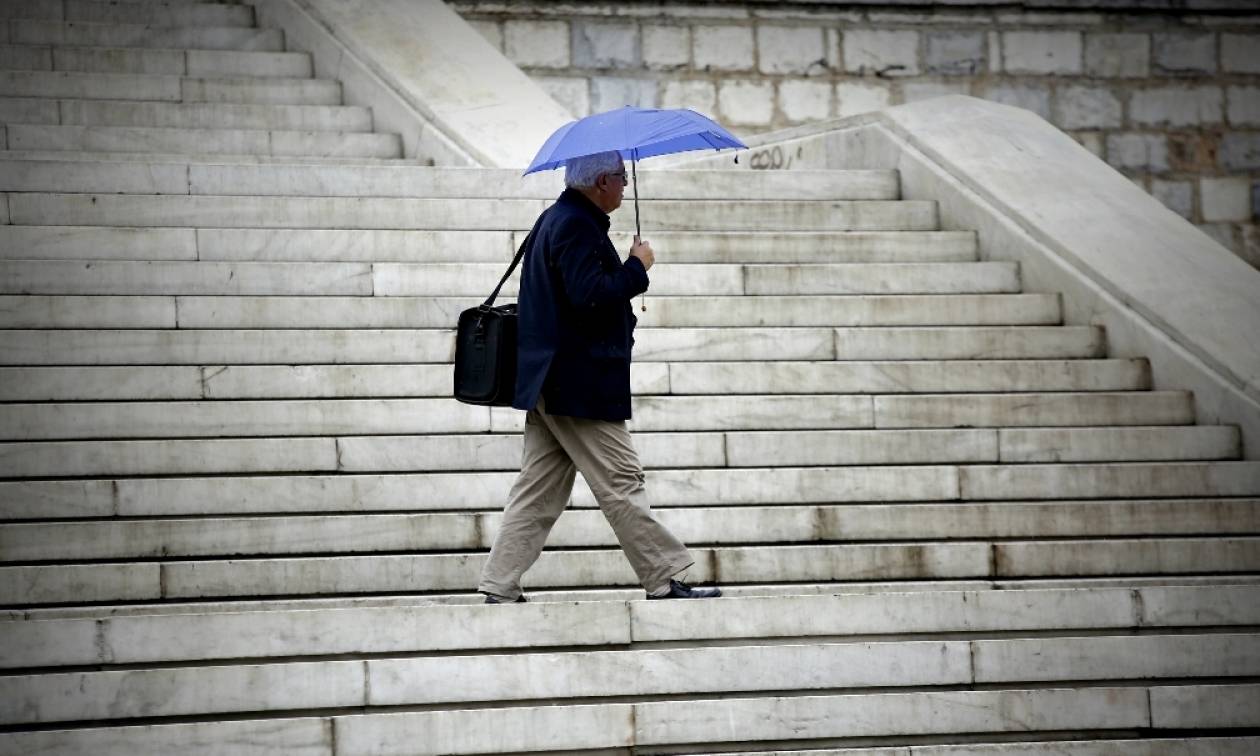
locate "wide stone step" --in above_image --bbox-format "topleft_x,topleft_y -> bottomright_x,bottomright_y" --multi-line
3,538 -> 1260,604
0,424 -> 1229,477
0,225 -> 200,261
7,193 -> 937,232
691,740 -> 1260,756
12,575 -> 1260,620
10,121 -> 391,160
8,463 -> 1257,519
3,633 -> 1258,726
960,462 -> 1260,500
0,261 -> 1019,297
0,293 -> 1058,328
377,262 -> 1021,297
0,326 -> 1105,365
5,499 -> 1256,563
670,359 -> 1148,394
8,20 -> 285,51
0,360 -> 1150,401
0,99 -> 371,132
183,164 -> 901,200
0,45 -> 311,77
0,72 -> 338,105
4,584 -> 1255,668
1,685 -> 1255,755
60,0 -> 253,27
0,225 -> 976,265
0,160 -> 898,201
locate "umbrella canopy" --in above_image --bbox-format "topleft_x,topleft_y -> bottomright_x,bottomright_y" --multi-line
523,106 -> 746,175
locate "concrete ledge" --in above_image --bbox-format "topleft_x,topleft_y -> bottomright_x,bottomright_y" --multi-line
684,97 -> 1260,459
252,0 -> 570,168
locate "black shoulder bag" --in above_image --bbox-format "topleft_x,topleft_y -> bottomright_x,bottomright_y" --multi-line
452,230 -> 534,406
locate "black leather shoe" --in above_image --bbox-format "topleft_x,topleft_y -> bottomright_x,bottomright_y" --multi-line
647,579 -> 721,600
484,594 -> 528,604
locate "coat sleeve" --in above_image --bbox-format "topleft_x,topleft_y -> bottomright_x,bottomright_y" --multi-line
550,217 -> 649,308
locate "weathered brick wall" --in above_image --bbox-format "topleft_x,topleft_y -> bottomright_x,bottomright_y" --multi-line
451,1 -> 1260,268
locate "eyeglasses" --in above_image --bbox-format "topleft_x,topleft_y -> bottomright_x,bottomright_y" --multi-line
604,171 -> 628,183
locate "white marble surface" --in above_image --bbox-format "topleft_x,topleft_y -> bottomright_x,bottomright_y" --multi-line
1148,683 -> 1260,728
961,461 -> 1260,500
65,0 -> 253,26
609,199 -> 937,233
0,158 -> 189,193
368,640 -> 971,705
337,431 -> 724,471
186,165 -> 897,201
996,537 -> 1260,576
745,262 -> 1018,295
835,325 -> 1104,361
634,687 -> 1149,744
631,587 -> 1139,642
668,359 -> 1149,394
874,391 -> 1193,428
60,99 -> 371,131
180,76 -> 338,106
0,616 -> 97,668
998,426 -> 1239,463
0,366 -> 202,401
0,437 -> 338,477
0,398 -> 491,439
0,260 -> 374,296
9,124 -> 397,157
0,97 -> 59,126
1138,584 -> 1260,627
0,562 -> 158,605
0,479 -> 115,520
0,295 -> 175,328
569,229 -> 978,264
643,293 -> 1058,328
9,22 -> 284,52
629,394 -> 874,431
334,704 -> 632,755
102,600 -> 629,664
196,228 -> 512,262
911,738 -> 1260,756
634,327 -> 835,361
0,329 -> 456,365
0,224 -> 195,260
7,193 -> 549,230
726,429 -> 997,466
373,262 -> 743,297
716,542 -> 992,582
110,472 -> 518,516
0,660 -> 363,724
973,633 -> 1260,682
0,70 -> 182,100
0,718 -> 331,756
0,513 -> 482,561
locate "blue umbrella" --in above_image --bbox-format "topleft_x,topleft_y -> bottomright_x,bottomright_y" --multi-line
523,106 -> 746,237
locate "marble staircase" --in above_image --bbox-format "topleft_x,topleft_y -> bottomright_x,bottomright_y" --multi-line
1,1 -> 1260,754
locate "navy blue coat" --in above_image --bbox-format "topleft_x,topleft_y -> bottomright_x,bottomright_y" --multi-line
513,188 -> 649,421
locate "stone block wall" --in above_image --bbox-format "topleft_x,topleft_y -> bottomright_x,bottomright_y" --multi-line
451,1 -> 1260,269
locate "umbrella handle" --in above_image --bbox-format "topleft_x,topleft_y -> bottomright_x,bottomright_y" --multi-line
632,154 -> 646,312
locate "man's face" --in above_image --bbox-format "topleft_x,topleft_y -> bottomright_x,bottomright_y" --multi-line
600,163 -> 627,212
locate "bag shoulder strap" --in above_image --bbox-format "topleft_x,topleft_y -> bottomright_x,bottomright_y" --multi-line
483,226 -> 535,308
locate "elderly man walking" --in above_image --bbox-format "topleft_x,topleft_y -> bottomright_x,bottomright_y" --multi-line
478,150 -> 721,604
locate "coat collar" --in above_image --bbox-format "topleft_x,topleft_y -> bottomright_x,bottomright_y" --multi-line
557,186 -> 611,232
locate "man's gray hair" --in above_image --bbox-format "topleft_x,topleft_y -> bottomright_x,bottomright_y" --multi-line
564,150 -> 623,189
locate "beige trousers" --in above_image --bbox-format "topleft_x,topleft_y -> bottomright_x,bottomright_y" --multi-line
478,397 -> 694,600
